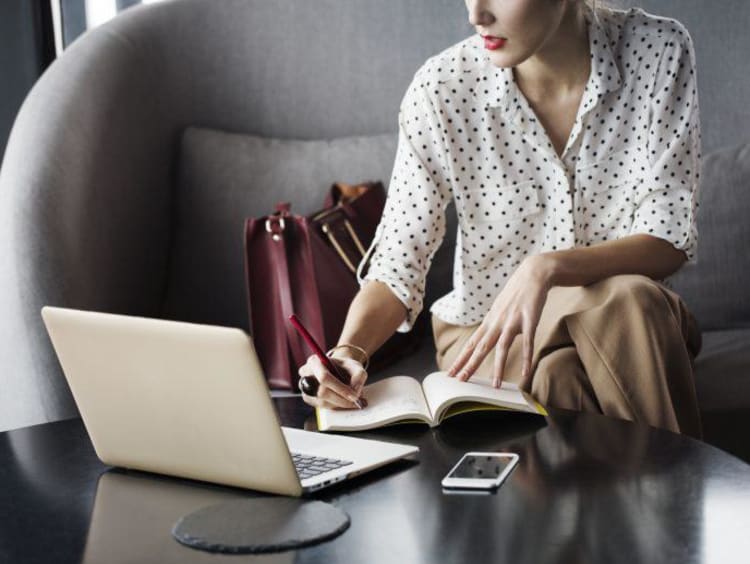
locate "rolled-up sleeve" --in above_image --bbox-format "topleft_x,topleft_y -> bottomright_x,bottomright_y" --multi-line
630,25 -> 701,265
356,71 -> 453,332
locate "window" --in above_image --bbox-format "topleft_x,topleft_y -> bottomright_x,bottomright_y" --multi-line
52,0 -> 168,53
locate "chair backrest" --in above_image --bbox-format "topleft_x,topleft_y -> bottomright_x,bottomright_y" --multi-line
1,0 -> 747,431
611,0 -> 750,329
615,0 -> 750,155
0,0 -> 473,431
161,0 -> 750,332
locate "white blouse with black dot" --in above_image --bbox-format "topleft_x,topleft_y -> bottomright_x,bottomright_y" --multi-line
356,5 -> 701,332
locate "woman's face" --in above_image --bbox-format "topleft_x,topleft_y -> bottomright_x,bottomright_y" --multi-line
465,0 -> 570,68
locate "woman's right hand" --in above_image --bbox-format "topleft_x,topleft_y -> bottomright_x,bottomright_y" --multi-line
297,354 -> 369,410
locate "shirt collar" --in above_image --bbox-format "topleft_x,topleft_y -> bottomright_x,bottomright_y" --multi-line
470,6 -> 622,114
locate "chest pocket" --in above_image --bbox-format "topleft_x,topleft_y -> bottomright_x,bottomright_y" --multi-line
576,146 -> 651,242
461,179 -> 541,223
457,179 -> 542,271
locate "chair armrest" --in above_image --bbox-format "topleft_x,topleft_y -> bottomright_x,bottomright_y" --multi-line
0,24 -> 172,431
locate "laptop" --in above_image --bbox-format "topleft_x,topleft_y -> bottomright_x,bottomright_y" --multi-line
41,306 -> 419,497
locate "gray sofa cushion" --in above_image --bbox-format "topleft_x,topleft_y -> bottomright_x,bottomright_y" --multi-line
694,329 -> 750,411
162,127 -> 400,330
668,142 -> 750,331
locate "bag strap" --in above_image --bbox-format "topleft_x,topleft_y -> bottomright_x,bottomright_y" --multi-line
295,219 -> 327,349
267,205 -> 308,370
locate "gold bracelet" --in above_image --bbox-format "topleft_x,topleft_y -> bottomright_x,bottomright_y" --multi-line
326,344 -> 370,371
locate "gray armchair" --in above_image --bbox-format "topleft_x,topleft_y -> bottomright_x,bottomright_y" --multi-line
1,0 -> 748,461
0,0 -> 470,431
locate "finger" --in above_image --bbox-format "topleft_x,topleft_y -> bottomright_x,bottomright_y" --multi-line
447,345 -> 469,378
448,326 -> 486,378
314,355 -> 357,388
309,355 -> 354,393
309,354 -> 325,370
302,354 -> 327,379
492,330 -> 516,388
318,368 -> 360,405
447,325 -> 484,377
456,333 -> 497,382
302,392 -> 355,411
317,385 -> 359,409
300,391 -> 324,409
336,358 -> 368,395
520,319 -> 536,389
298,362 -> 313,377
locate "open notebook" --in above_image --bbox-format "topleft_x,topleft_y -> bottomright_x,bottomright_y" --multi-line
316,371 -> 548,432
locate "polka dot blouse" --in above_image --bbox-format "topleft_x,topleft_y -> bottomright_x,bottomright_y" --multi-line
356,5 -> 701,332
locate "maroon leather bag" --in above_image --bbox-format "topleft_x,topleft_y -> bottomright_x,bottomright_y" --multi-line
244,181 -> 422,390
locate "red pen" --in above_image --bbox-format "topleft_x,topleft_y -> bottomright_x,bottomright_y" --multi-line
288,314 -> 366,409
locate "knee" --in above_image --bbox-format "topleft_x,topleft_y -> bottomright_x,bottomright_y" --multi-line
603,274 -> 668,320
606,274 -> 659,296
530,351 -> 582,406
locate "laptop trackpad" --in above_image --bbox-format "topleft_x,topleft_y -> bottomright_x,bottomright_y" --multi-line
172,497 -> 350,554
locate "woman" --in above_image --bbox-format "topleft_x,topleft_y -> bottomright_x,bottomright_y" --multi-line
298,0 -> 703,437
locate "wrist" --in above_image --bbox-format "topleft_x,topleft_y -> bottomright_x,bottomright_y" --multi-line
327,343 -> 370,370
525,253 -> 558,290
329,349 -> 358,362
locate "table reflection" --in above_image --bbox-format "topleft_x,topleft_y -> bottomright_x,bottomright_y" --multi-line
82,470 -> 296,564
2,405 -> 749,564
309,409 -> 711,564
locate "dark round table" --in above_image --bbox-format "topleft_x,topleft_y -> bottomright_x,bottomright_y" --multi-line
2,398 -> 749,563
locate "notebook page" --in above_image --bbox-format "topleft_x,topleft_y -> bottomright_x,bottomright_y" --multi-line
421,371 -> 536,423
317,375 -> 431,431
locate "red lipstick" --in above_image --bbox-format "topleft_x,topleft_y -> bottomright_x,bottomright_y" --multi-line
482,35 -> 506,50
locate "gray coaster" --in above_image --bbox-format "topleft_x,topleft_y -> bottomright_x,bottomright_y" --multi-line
171,497 -> 350,554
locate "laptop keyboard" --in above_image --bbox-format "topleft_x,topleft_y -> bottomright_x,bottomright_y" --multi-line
291,452 -> 353,481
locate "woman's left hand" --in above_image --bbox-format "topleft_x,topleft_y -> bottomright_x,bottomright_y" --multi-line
447,254 -> 554,389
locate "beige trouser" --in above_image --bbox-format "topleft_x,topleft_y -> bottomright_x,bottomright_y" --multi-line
432,274 -> 703,439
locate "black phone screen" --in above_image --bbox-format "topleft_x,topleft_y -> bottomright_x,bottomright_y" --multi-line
448,454 -> 514,479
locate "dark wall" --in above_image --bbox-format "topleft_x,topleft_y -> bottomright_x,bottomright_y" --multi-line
0,1 -> 52,166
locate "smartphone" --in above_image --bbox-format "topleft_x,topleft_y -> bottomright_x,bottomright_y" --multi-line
441,452 -> 519,490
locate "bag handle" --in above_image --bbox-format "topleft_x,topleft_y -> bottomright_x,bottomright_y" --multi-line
320,219 -> 367,274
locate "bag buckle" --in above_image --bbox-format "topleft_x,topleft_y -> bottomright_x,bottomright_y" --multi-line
265,216 -> 286,242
